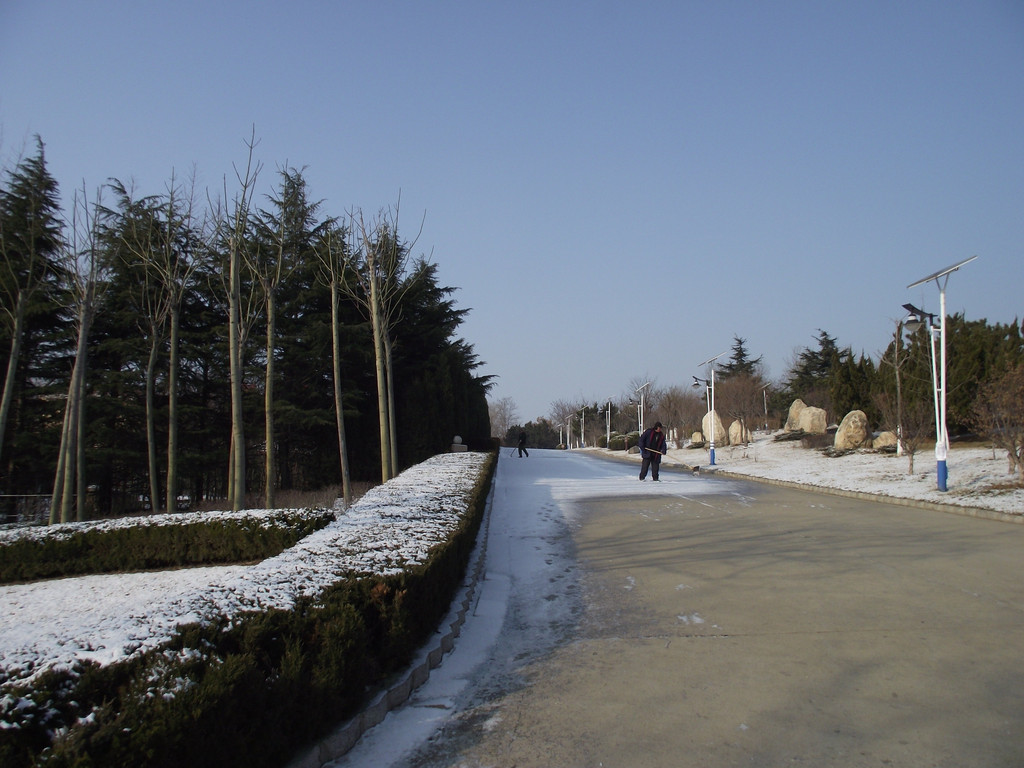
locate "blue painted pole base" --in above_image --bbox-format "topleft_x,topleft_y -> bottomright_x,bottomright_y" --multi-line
709,447 -> 716,466
937,459 -> 948,492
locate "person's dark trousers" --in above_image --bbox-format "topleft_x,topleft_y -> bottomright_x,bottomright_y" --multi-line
639,455 -> 660,480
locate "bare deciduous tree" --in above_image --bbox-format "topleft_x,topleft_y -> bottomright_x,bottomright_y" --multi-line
488,396 -> 519,441
312,224 -> 353,506
50,185 -> 106,522
549,399 -> 579,444
107,179 -> 172,512
210,131 -> 263,511
156,172 -> 202,514
877,319 -> 934,475
654,385 -> 704,446
873,391 -> 933,475
345,202 -> 423,481
716,373 -> 767,446
972,362 -> 1024,481
251,166 -> 321,507
109,172 -> 202,513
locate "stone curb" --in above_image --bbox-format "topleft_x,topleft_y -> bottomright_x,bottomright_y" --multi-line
287,475 -> 498,768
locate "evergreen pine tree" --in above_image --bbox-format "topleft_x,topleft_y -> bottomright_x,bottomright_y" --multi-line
783,329 -> 846,417
0,137 -> 67,493
719,335 -> 763,379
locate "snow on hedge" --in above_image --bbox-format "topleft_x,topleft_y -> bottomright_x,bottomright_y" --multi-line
200,451 -> 491,614
0,506 -> 331,543
0,451 -> 491,689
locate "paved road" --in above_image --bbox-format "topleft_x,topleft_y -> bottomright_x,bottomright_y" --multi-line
336,450 -> 1024,768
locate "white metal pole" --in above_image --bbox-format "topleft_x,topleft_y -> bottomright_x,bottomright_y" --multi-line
695,353 -> 727,467
937,283 -> 949,490
927,325 -> 940,450
895,324 -> 903,457
606,399 -> 611,447
709,367 -> 717,465
907,255 -> 977,492
635,382 -> 650,435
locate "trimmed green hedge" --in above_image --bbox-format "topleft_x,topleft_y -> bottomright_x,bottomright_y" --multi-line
0,509 -> 337,585
607,431 -> 640,451
0,450 -> 496,768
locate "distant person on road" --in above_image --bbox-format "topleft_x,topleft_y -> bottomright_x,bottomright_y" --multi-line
517,431 -> 529,458
638,422 -> 666,480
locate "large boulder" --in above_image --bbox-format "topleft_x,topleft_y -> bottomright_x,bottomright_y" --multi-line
784,399 -> 807,432
702,410 -> 728,446
729,419 -> 752,445
798,406 -> 828,435
834,410 -> 872,450
873,431 -> 898,451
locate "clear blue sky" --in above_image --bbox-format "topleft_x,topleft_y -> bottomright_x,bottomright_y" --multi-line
2,1 -> 1022,422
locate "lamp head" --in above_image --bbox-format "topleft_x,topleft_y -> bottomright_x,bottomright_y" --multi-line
901,302 -> 932,332
903,316 -> 923,332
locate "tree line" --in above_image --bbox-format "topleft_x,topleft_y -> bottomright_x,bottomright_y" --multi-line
496,323 -> 1024,480
0,137 -> 492,522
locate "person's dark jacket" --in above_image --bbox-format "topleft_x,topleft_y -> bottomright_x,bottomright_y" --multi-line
639,427 -> 666,459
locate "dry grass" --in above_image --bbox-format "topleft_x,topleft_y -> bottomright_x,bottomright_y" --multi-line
272,483 -> 378,508
984,480 -> 1024,493
195,483 -> 378,513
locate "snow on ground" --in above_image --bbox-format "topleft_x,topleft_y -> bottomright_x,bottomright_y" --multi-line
1,438 -> 1019,700
330,442 -> 1023,768
657,434 -> 1023,517
0,452 -> 489,690
330,448 -> 743,768
0,565 -> 252,680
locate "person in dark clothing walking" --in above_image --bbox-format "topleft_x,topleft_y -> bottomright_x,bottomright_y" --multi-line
638,422 -> 666,480
517,431 -> 529,457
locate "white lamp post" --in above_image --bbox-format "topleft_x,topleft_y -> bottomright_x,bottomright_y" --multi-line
635,381 -> 651,434
607,399 -> 612,447
692,376 -> 713,463
599,398 -> 612,447
902,302 -> 939,459
579,407 -> 586,448
694,352 -> 727,466
906,255 -> 978,491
